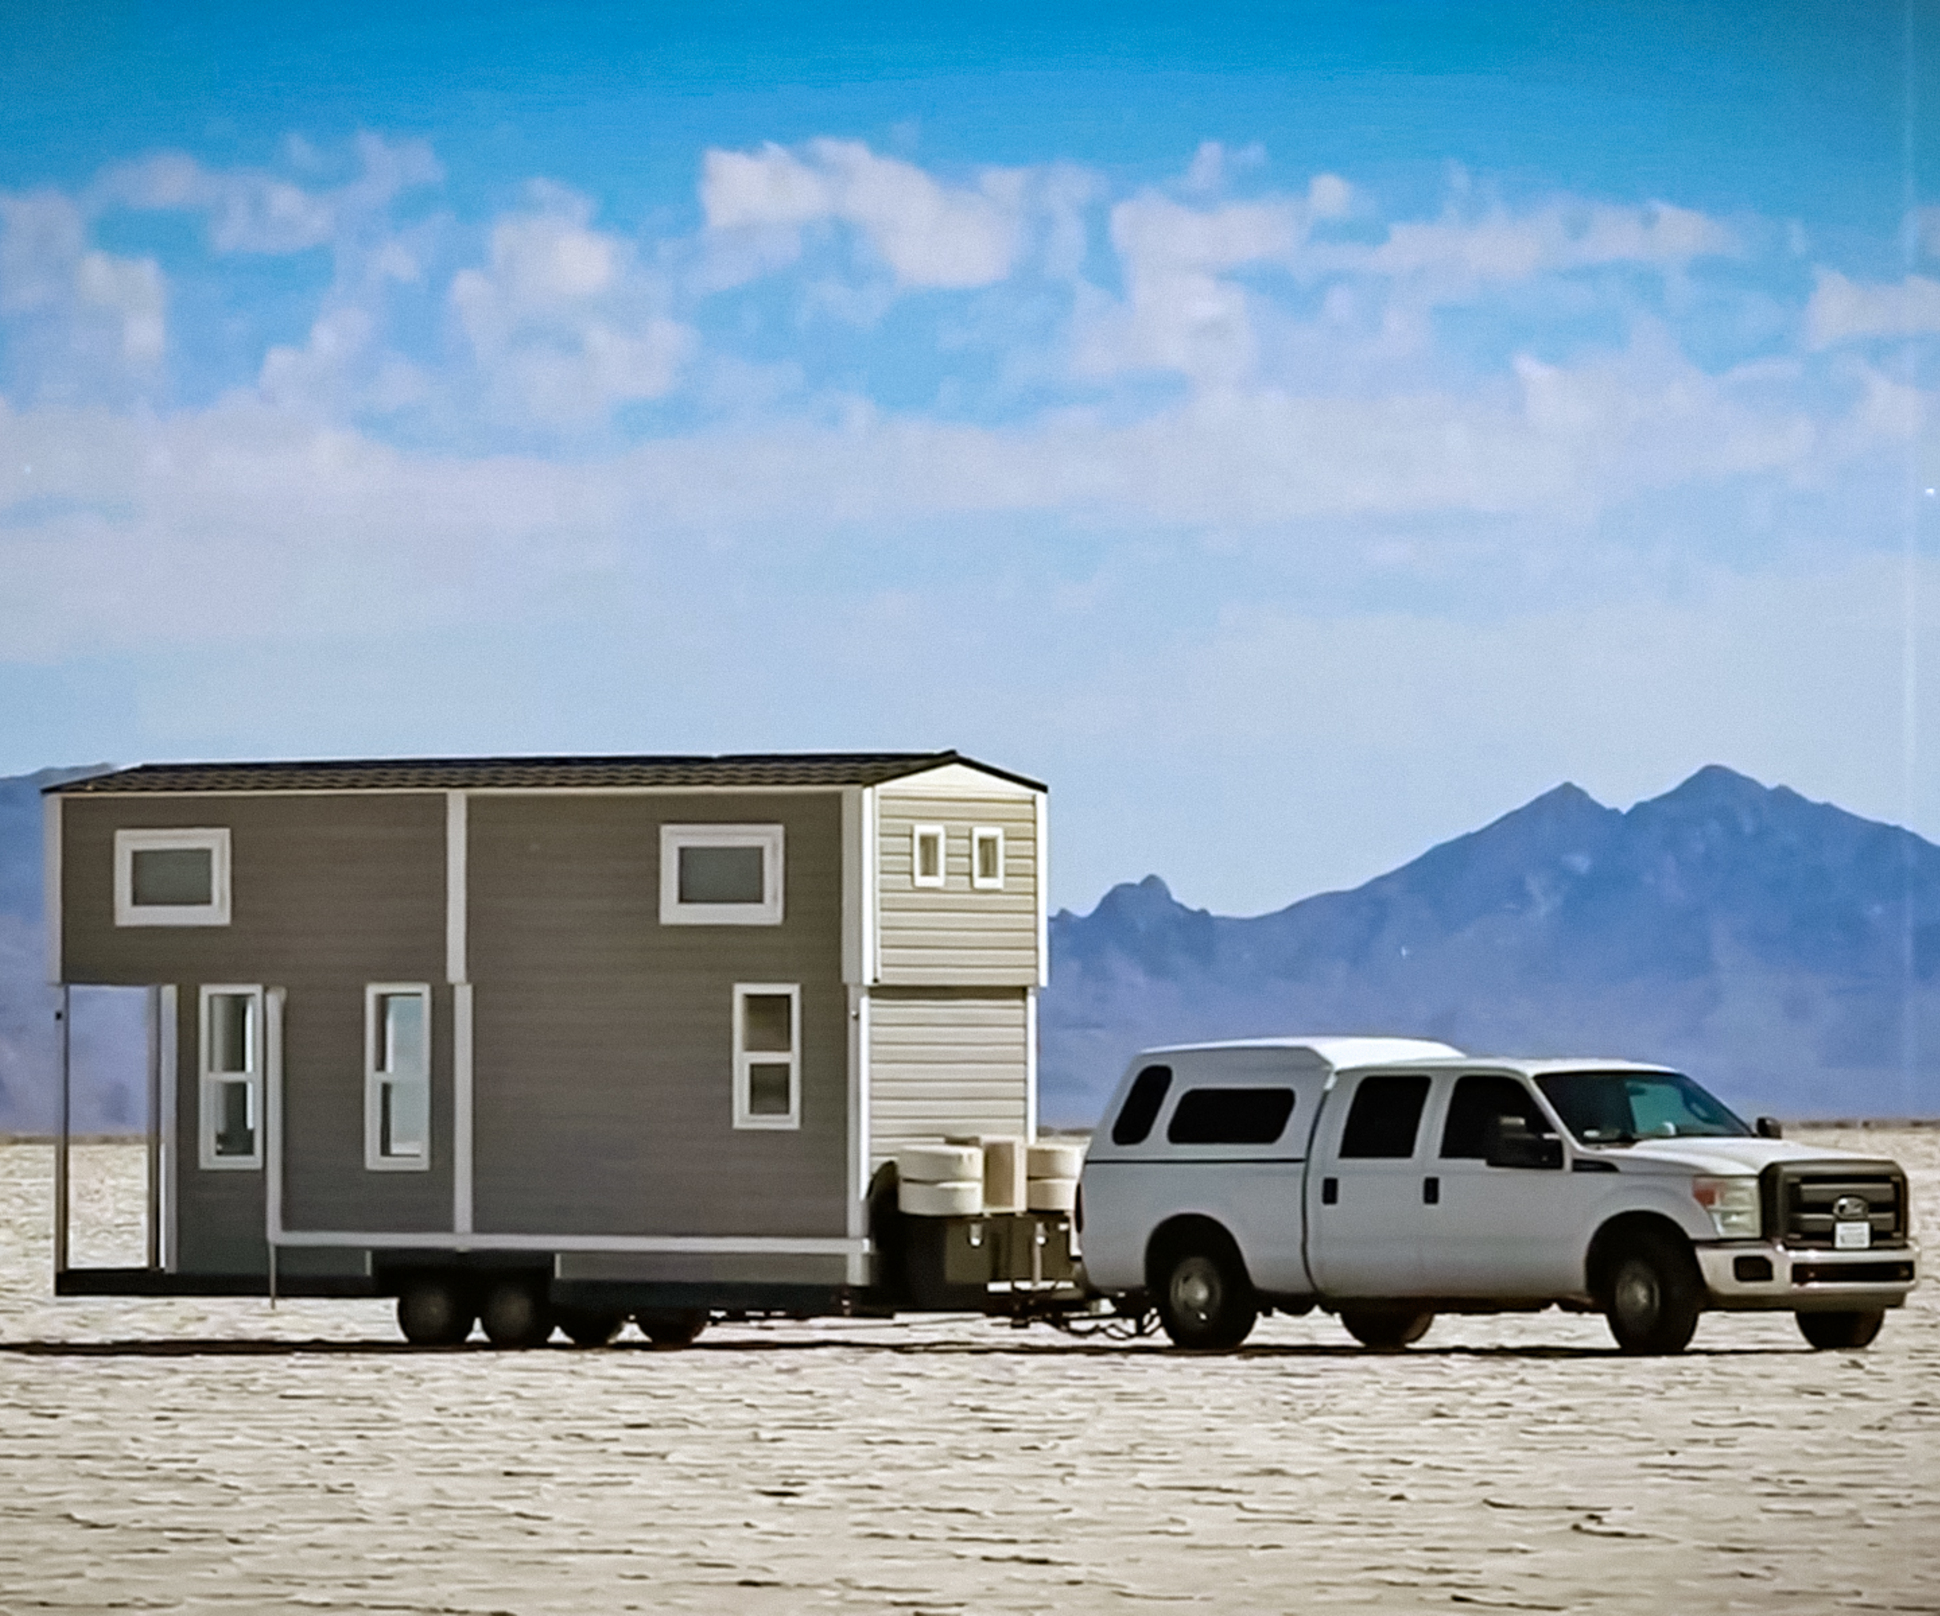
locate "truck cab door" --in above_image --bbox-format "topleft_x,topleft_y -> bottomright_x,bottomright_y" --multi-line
1306,1072 -> 1436,1297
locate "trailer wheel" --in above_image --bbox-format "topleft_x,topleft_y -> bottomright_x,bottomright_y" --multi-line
555,1306 -> 626,1347
1602,1231 -> 1701,1354
1153,1238 -> 1257,1350
1339,1308 -> 1434,1350
635,1308 -> 708,1348
480,1279 -> 555,1349
396,1278 -> 475,1346
1796,1309 -> 1884,1350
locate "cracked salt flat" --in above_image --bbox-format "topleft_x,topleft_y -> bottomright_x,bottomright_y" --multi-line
0,1129 -> 1935,1615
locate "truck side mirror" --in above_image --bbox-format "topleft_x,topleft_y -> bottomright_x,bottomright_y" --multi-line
1485,1114 -> 1564,1170
1755,1116 -> 1783,1139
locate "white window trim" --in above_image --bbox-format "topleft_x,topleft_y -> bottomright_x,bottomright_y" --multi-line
198,984 -> 263,1170
912,823 -> 946,888
732,982 -> 801,1130
971,825 -> 1005,890
661,824 -> 785,925
365,983 -> 433,1172
115,828 -> 231,927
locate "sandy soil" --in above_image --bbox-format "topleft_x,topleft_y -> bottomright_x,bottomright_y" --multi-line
2,1130 -> 1936,1615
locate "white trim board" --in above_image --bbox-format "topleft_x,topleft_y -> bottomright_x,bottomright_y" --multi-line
42,794 -> 61,983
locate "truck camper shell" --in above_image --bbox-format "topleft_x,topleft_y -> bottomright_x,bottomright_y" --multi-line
43,751 -> 1056,1325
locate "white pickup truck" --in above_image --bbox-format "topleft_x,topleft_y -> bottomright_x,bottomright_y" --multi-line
1078,1038 -> 1918,1353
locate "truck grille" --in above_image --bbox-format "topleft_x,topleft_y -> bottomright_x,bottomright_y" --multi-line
1763,1161 -> 1908,1249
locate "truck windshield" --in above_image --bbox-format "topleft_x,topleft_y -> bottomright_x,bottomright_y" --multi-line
1534,1070 -> 1752,1145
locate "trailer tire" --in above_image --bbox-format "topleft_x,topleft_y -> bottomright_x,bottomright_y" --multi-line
555,1306 -> 626,1347
1796,1309 -> 1884,1350
636,1308 -> 709,1348
1602,1231 -> 1702,1354
480,1279 -> 554,1349
397,1278 -> 474,1347
1153,1234 -> 1257,1350
1340,1308 -> 1434,1350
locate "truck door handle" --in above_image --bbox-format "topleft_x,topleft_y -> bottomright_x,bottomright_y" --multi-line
1322,1176 -> 1338,1205
1423,1176 -> 1440,1205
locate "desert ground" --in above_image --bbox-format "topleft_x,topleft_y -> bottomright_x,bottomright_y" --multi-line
2,1130 -> 1936,1615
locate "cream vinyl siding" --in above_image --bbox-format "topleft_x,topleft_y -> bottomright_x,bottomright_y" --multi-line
876,792 -> 1039,985
868,988 -> 1030,1163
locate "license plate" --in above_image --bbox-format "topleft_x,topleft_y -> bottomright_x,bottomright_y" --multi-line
1835,1220 -> 1872,1250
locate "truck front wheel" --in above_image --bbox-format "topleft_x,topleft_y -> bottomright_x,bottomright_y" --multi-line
1340,1308 -> 1434,1350
1154,1241 -> 1257,1350
1602,1232 -> 1702,1354
1796,1310 -> 1884,1350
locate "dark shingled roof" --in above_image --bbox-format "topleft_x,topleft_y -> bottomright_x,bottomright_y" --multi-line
47,751 -> 1045,795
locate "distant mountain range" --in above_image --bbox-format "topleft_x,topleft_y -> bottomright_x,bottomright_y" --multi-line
2,764 -> 1936,1133
1040,766 -> 1940,1126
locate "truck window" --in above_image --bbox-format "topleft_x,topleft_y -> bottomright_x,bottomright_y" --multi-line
1440,1075 -> 1548,1158
1166,1087 -> 1296,1146
1337,1074 -> 1431,1158
1110,1065 -> 1173,1145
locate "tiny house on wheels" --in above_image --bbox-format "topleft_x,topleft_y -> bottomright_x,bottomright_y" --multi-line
45,751 -> 1079,1346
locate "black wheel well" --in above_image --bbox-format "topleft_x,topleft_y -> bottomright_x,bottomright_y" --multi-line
1145,1214 -> 1250,1293
1585,1212 -> 1695,1299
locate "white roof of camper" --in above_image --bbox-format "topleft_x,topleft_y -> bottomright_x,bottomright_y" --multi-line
1135,1036 -> 1463,1069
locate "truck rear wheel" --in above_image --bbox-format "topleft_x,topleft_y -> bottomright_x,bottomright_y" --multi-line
1796,1309 -> 1884,1350
396,1277 -> 475,1346
636,1308 -> 709,1347
1602,1232 -> 1701,1354
480,1279 -> 555,1349
1339,1308 -> 1434,1350
1154,1241 -> 1257,1350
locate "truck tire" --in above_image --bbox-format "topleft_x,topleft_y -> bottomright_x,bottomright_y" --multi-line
1339,1308 -> 1434,1350
480,1279 -> 555,1349
397,1277 -> 474,1346
1154,1239 -> 1257,1350
636,1308 -> 709,1347
1796,1309 -> 1884,1350
554,1306 -> 626,1347
1602,1231 -> 1702,1354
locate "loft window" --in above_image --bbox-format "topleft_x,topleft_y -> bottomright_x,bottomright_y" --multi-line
661,825 -> 784,925
912,824 -> 945,888
116,828 -> 231,927
199,985 -> 262,1169
366,985 -> 431,1170
971,826 -> 1005,890
733,983 -> 800,1129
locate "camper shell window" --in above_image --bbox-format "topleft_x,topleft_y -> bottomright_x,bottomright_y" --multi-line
661,825 -> 785,925
116,828 -> 231,927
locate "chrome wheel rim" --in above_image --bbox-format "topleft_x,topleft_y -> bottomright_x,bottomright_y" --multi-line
1172,1257 -> 1219,1324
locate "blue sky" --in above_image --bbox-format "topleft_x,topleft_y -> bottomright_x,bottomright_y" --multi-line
3,1 -> 1938,913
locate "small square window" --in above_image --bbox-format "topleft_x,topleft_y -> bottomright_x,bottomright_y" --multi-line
733,983 -> 800,1129
971,826 -> 1005,890
366,985 -> 431,1170
661,825 -> 784,925
116,829 -> 231,927
199,985 -> 262,1169
912,824 -> 945,888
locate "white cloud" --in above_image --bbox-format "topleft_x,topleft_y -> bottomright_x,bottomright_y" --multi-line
0,192 -> 166,393
700,139 -> 1023,289
1806,269 -> 1940,347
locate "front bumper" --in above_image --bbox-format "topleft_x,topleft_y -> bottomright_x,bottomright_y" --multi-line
1697,1240 -> 1918,1311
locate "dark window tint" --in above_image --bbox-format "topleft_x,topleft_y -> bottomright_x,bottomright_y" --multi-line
1440,1075 -> 1549,1158
1110,1064 -> 1173,1146
1338,1075 -> 1431,1159
1167,1087 -> 1297,1146
678,844 -> 765,904
131,847 -> 212,907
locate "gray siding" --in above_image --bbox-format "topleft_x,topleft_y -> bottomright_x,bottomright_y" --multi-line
869,987 -> 1029,1164
467,791 -> 848,1239
61,793 -> 451,1271
876,791 -> 1040,986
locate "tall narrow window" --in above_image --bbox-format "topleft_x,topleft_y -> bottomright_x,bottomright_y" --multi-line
117,828 -> 231,926
733,983 -> 800,1129
912,824 -> 945,888
199,985 -> 262,1169
367,984 -> 431,1169
971,826 -> 1005,890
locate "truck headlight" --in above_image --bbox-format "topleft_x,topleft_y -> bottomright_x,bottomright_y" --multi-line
1691,1176 -> 1760,1239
